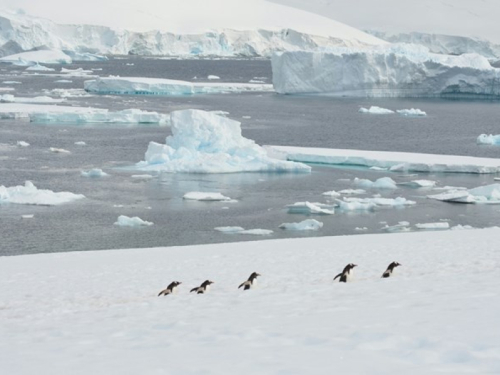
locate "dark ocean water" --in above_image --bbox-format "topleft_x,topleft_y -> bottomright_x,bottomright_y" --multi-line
0,57 -> 499,256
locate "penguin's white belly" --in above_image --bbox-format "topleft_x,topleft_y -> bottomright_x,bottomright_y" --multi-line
204,285 -> 210,292
345,271 -> 354,281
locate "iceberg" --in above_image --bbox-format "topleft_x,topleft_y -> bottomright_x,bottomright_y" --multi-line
335,199 -> 376,211
0,49 -> 72,64
84,77 -> 273,96
74,141 -> 86,146
136,109 -> 310,173
279,219 -> 323,231
382,221 -> 411,233
396,108 -> 427,117
428,183 -> 500,204
114,215 -> 153,227
286,201 -> 335,215
338,189 -> 366,195
477,134 -> 500,146
342,196 -> 416,207
415,222 -> 450,230
16,141 -> 30,147
267,145 -> 500,174
214,226 -> 245,233
237,229 -> 273,236
81,169 -> 109,178
322,190 -> 341,197
272,44 -> 500,98
183,192 -> 231,201
207,75 -> 220,80
49,147 -> 70,154
398,179 -> 436,188
359,106 -> 394,114
25,63 -> 55,72
0,181 -> 84,206
62,51 -> 108,62
354,177 -> 397,189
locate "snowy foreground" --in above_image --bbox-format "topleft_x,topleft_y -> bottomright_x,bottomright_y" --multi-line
272,44 -> 500,98
267,146 -> 500,174
1,229 -> 499,374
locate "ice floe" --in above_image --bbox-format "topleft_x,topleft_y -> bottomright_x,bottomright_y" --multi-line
342,196 -> 416,207
215,226 -> 273,235
1,95 -> 65,104
214,226 -> 245,233
415,222 -> 450,230
396,108 -> 427,117
267,146 -> 500,174
0,181 -> 84,206
398,179 -> 436,188
136,109 -> 310,173
286,201 -> 335,215
16,141 -> 29,147
49,147 -> 70,154
279,219 -> 323,231
477,134 -> 500,145
207,75 -> 220,80
354,177 -> 397,189
114,215 -> 153,227
0,49 -> 72,65
81,169 -> 109,178
338,189 -> 366,195
272,44 -> 500,98
382,221 -> 411,233
26,63 -> 55,72
74,141 -> 86,146
428,183 -> 500,204
322,190 -> 341,197
183,192 -> 231,201
0,103 -> 169,124
84,77 -> 273,96
359,106 -> 394,114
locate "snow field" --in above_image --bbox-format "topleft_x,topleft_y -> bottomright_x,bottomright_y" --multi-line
1,229 -> 499,374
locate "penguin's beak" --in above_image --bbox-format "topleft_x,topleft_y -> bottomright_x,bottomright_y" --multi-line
353,264 -> 358,267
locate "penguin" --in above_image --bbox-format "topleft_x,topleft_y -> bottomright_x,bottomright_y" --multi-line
158,281 -> 182,296
190,280 -> 214,294
238,272 -> 261,290
333,263 -> 357,282
382,262 -> 401,278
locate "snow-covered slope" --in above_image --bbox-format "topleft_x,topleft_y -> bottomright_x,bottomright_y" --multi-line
272,44 -> 500,98
0,2 -> 384,57
1,228 -> 499,374
271,0 -> 500,44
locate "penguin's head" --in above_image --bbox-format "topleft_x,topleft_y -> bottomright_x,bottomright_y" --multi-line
391,262 -> 401,268
174,281 -> 182,286
202,280 -> 214,287
348,263 -> 357,269
250,272 -> 261,279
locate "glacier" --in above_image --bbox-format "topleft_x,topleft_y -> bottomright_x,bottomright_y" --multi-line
136,109 -> 311,173
266,146 -> 500,174
84,77 -> 273,96
272,44 -> 500,98
477,134 -> 500,146
0,7 -> 383,59
0,181 -> 85,206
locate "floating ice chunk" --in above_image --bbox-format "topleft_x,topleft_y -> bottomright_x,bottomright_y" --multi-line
322,190 -> 341,197
267,146 -> 500,174
81,169 -> 108,178
355,227 -> 368,231
338,189 -> 366,195
343,196 -> 416,207
237,229 -> 273,235
382,221 -> 411,233
183,192 -> 231,201
16,141 -> 29,147
49,147 -> 70,154
0,50 -> 72,64
74,141 -> 86,146
415,222 -> 450,230
131,174 -> 154,180
60,67 -> 93,76
359,106 -> 394,114
44,89 -> 91,98
2,81 -> 21,84
55,80 -> 73,83
26,63 -> 55,72
136,109 -> 310,173
450,224 -> 474,230
279,219 -> 323,231
369,166 -> 387,171
336,199 -> 376,211
0,181 -> 84,206
207,75 -> 220,80
63,51 -> 108,62
428,183 -> 500,204
21,214 -> 34,219
286,201 -> 335,215
84,77 -> 273,96
399,179 -> 436,188
354,177 -> 397,189
477,134 -> 500,145
272,45 -> 500,98
215,226 -> 245,233
0,94 -> 15,103
209,110 -> 229,117
397,108 -> 427,117
114,215 -> 153,227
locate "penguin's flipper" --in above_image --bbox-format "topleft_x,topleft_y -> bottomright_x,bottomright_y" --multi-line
190,287 -> 198,293
158,289 -> 166,296
238,282 -> 245,289
333,273 -> 342,281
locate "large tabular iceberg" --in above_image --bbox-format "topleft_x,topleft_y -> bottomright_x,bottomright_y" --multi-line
136,109 -> 311,173
272,44 -> 500,98
0,181 -> 85,205
0,49 -> 72,64
84,77 -> 273,96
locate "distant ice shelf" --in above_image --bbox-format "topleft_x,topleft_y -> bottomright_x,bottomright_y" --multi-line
84,77 -> 273,96
266,146 -> 500,174
272,44 -> 500,98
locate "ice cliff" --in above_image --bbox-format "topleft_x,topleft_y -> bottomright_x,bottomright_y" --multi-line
272,44 -> 500,98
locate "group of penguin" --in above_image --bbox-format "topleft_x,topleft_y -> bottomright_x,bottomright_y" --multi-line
158,262 -> 401,296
